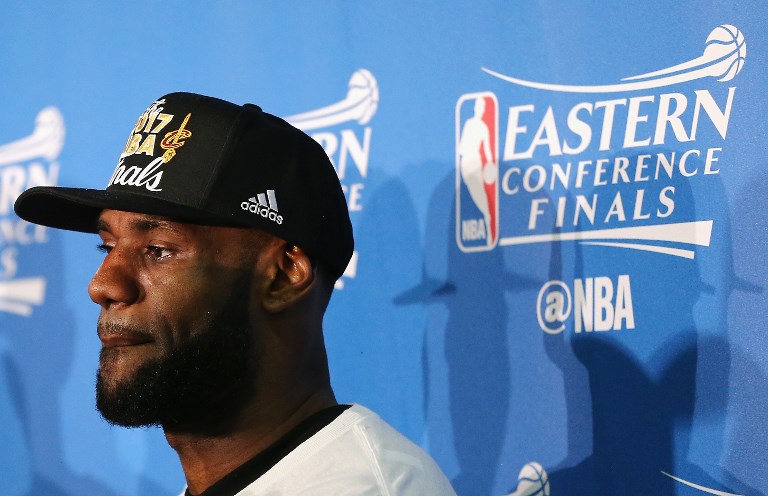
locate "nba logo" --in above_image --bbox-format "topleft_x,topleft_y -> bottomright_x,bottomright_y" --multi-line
455,92 -> 499,252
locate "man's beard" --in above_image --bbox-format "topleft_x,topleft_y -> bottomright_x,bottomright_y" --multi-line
95,284 -> 255,433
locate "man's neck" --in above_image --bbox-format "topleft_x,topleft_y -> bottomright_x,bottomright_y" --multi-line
165,387 -> 337,495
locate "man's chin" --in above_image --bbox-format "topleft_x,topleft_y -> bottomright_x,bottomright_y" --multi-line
94,357 -> 166,428
96,370 -> 135,402
97,366 -> 127,391
98,346 -> 157,383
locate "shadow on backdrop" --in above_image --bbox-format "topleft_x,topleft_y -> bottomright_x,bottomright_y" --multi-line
544,156 -> 757,494
397,167 -> 539,495
720,165 -> 768,493
337,171 -> 425,441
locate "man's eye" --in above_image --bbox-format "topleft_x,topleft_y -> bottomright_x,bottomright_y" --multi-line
147,245 -> 173,260
97,244 -> 112,254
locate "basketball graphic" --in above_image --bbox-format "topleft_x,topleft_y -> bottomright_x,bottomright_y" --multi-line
348,69 -> 379,125
507,462 -> 550,496
286,69 -> 379,130
704,24 -> 746,81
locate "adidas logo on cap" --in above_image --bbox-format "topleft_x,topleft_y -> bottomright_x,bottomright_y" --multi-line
241,189 -> 283,225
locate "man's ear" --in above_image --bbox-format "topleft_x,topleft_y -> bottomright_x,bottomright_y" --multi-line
262,243 -> 315,313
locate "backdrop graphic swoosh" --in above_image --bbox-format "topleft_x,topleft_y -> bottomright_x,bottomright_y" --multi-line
483,25 -> 745,93
661,471 -> 743,496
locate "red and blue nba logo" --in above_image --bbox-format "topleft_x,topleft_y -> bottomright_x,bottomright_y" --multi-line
455,92 -> 499,252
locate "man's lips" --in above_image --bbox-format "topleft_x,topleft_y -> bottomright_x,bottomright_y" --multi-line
98,323 -> 154,349
99,333 -> 154,348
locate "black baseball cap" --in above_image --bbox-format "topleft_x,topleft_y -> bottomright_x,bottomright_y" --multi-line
14,92 -> 354,278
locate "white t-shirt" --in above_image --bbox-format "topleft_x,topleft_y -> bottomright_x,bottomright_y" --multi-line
235,404 -> 456,495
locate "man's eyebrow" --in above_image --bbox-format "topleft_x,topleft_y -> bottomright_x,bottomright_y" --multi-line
96,216 -> 185,235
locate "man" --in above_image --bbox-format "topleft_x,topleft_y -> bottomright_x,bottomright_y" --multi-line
14,92 -> 456,495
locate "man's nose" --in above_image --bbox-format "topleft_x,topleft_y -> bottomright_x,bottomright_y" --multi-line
88,248 -> 140,309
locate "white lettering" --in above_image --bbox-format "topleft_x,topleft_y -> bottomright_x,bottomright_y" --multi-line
497,89 -> 736,160
462,218 -> 487,240
691,87 -> 735,140
594,99 -> 627,151
0,166 -> 27,215
562,102 -> 593,154
704,147 -> 721,174
593,276 -> 614,332
614,275 -> 635,330
623,95 -> 654,148
338,128 -> 371,179
634,154 -> 651,182
524,107 -> 562,158
0,247 -> 18,278
503,104 -> 536,160
523,165 -> 547,193
108,157 -> 164,192
502,167 -> 521,195
604,192 -> 626,222
529,198 -> 548,230
657,186 -> 675,218
654,93 -> 690,144
574,194 -> 597,226
574,278 -> 593,333
632,189 -> 651,220
678,149 -> 700,177
573,275 -> 635,333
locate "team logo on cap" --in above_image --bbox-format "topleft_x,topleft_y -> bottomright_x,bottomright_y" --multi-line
160,112 -> 192,163
111,102 -> 193,192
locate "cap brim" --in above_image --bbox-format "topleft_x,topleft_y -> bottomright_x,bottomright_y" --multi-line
14,186 -> 245,233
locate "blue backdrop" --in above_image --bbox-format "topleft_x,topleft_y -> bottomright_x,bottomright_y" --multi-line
0,2 -> 766,495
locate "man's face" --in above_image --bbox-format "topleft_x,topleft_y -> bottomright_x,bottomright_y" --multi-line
90,209 -> 269,430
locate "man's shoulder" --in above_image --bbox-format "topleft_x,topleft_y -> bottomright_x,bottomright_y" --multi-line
339,404 -> 439,463
239,404 -> 457,495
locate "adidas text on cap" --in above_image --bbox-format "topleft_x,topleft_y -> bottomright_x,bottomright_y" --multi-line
14,92 -> 354,279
